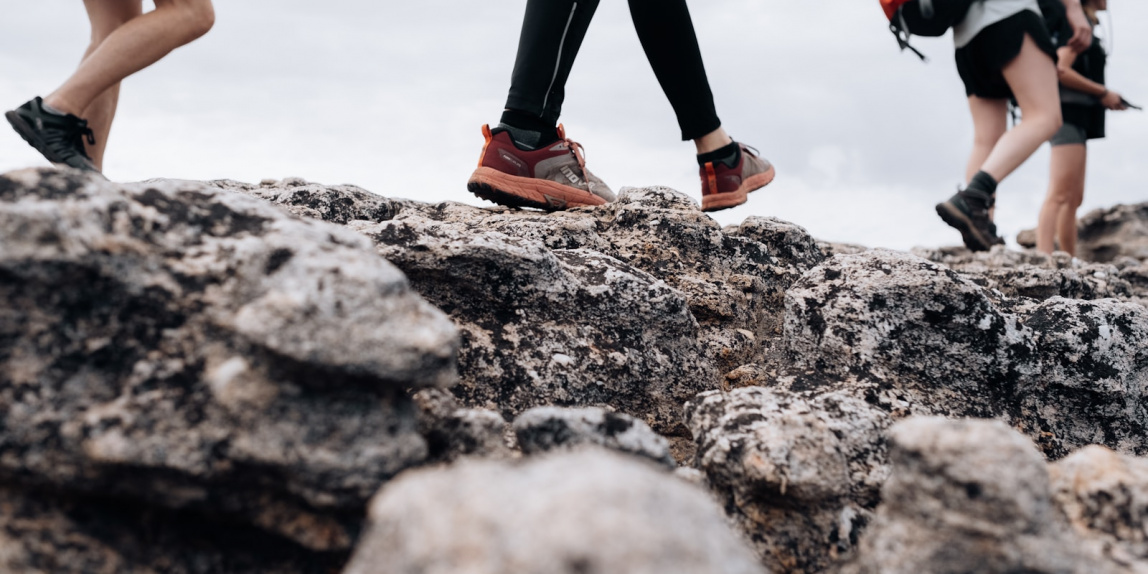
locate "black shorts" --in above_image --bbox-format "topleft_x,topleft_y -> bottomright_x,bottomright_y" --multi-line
1060,104 -> 1106,141
955,10 -> 1058,100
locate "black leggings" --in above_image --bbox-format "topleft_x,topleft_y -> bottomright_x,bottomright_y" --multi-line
504,0 -> 721,141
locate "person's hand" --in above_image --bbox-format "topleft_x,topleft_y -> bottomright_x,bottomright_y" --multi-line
1101,90 -> 1129,111
1065,3 -> 1093,52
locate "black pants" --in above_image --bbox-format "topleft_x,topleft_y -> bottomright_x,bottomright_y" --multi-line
504,0 -> 721,141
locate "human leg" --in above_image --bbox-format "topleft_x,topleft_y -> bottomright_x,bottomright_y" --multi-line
79,0 -> 145,171
1037,143 -> 1086,254
627,0 -> 721,142
504,0 -> 601,131
469,0 -> 611,211
978,35 -> 1062,182
1042,142 -> 1083,253
44,0 -> 214,117
964,96 -> 1009,183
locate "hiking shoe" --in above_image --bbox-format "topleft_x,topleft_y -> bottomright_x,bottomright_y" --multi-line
6,97 -> 98,173
700,143 -> 775,212
936,189 -> 1001,251
467,124 -> 615,211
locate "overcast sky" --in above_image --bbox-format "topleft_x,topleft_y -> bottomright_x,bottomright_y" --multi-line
2,1 -> 1146,250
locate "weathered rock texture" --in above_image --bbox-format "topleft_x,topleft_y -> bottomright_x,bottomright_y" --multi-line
687,387 -> 889,573
233,180 -> 827,435
840,418 -> 1123,574
343,449 -> 766,574
513,406 -> 674,467
783,249 -> 1148,459
0,169 -> 458,565
1017,201 -> 1148,263
8,171 -> 1148,574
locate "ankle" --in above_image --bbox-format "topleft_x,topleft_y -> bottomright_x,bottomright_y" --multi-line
499,109 -> 560,150
42,95 -> 80,117
697,141 -> 740,168
694,128 -> 732,154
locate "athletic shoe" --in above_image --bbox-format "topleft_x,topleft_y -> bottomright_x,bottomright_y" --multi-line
6,97 -> 98,173
700,143 -> 775,212
935,189 -> 1001,251
467,124 -> 615,211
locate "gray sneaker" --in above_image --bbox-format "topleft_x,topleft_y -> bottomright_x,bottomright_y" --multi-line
468,124 -> 615,211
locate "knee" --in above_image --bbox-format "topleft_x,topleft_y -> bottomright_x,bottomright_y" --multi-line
1035,110 -> 1063,141
174,0 -> 215,41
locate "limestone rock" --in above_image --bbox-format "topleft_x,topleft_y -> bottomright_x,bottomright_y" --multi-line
343,449 -> 766,574
914,245 -> 1134,302
1050,446 -> 1148,569
840,417 -> 1120,574
513,406 -> 674,467
784,249 -> 1035,414
211,177 -> 400,224
1075,203 -> 1148,263
355,214 -> 713,434
0,486 -> 341,574
413,389 -> 511,462
0,169 -> 458,550
1015,202 -> 1148,263
782,249 -> 1148,458
687,387 -> 890,573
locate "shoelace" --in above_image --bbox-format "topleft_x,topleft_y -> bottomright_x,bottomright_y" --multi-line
564,137 -> 589,178
43,117 -> 95,161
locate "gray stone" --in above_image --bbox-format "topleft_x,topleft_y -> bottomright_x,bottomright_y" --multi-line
0,169 -> 458,550
840,417 -> 1120,574
1015,202 -> 1148,263
687,387 -> 890,573
0,486 -> 341,574
343,449 -> 766,574
413,389 -> 511,462
1050,446 -> 1148,568
913,245 -> 1134,302
513,406 -> 674,467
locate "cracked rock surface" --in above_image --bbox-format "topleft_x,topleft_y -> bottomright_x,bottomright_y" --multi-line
8,173 -> 1148,574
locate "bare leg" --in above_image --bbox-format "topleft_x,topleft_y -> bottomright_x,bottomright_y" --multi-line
1056,146 -> 1086,255
979,35 -> 1062,181
1037,144 -> 1086,254
44,0 -> 214,117
79,0 -> 144,171
966,96 -> 1008,220
965,97 -> 1008,183
695,127 -> 732,154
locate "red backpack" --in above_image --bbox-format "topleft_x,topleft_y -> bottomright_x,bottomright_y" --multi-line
881,0 -> 975,60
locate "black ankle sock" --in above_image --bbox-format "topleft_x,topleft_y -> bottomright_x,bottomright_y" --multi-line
963,171 -> 998,209
498,110 -> 560,150
697,141 -> 741,168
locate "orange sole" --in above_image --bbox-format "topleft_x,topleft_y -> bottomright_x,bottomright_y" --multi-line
701,165 -> 776,213
467,167 -> 607,211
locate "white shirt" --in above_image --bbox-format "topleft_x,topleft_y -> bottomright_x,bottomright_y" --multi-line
953,0 -> 1043,48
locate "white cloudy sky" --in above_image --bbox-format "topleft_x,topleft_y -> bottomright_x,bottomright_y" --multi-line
2,1 -> 1146,250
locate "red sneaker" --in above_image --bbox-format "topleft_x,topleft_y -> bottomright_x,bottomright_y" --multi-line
700,144 -> 775,212
467,124 -> 616,211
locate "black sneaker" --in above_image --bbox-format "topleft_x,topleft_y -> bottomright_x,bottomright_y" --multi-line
935,189 -> 1001,251
6,97 -> 99,173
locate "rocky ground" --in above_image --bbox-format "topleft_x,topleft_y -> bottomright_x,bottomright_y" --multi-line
2,168 -> 1148,573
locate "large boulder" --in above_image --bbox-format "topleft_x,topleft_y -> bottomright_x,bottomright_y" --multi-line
782,249 -> 1148,458
1050,446 -> 1148,567
784,249 -> 1036,416
0,486 -> 342,574
839,418 -> 1121,574
686,387 -> 890,573
0,169 -> 458,551
343,449 -> 766,574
